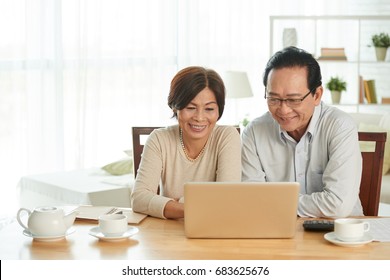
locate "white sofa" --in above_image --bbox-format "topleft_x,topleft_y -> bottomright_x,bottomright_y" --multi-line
349,112 -> 390,204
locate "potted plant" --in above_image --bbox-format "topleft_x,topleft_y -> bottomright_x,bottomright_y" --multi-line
239,115 -> 250,127
326,76 -> 347,104
371,32 -> 390,61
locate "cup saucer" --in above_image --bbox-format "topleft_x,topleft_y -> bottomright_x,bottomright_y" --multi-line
23,227 -> 75,242
324,232 -> 373,247
89,226 -> 139,242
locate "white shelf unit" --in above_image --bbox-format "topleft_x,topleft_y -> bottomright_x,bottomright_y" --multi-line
270,15 -> 390,113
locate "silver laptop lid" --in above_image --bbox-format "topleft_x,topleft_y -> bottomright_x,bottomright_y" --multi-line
184,182 -> 299,239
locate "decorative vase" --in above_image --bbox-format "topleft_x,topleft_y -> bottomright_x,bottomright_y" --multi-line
283,28 -> 297,48
375,47 -> 388,61
331,91 -> 342,104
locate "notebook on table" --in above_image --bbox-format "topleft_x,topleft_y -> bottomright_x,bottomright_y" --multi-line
74,205 -> 147,224
184,182 -> 300,239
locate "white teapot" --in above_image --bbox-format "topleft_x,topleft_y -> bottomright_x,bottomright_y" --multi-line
17,206 -> 78,236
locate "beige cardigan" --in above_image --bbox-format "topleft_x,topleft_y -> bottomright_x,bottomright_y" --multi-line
131,125 -> 241,218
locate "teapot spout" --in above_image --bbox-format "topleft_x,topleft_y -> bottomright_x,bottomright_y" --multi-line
64,210 -> 79,228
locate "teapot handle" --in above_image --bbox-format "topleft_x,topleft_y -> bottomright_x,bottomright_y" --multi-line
17,208 -> 31,230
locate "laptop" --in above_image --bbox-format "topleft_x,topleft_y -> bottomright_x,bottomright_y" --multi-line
184,182 -> 299,239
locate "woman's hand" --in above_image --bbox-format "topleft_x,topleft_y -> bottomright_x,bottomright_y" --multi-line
163,200 -> 184,219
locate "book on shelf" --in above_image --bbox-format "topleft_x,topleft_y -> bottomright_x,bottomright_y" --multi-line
317,56 -> 348,60
358,75 -> 364,104
363,79 -> 377,104
321,47 -> 346,56
317,47 -> 347,61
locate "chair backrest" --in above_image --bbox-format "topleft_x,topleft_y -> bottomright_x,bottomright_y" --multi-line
358,131 -> 387,216
132,126 -> 241,179
132,127 -> 161,178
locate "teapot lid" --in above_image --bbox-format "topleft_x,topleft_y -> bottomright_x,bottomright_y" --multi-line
35,206 -> 60,213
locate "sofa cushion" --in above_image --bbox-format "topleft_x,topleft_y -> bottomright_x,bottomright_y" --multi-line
102,158 -> 133,176
380,175 -> 390,204
358,123 -> 390,174
379,113 -> 390,131
349,112 -> 382,126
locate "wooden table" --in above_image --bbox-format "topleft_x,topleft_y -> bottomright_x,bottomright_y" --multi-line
1,217 -> 389,260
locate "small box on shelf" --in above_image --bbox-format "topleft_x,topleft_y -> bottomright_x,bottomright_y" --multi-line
382,97 -> 390,104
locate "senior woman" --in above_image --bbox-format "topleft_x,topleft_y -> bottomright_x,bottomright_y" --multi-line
131,66 -> 241,219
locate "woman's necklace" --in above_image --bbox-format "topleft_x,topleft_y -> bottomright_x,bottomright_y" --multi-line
180,128 -> 206,162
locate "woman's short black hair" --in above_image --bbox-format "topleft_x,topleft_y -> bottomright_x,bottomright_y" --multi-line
168,66 -> 225,120
263,46 -> 322,92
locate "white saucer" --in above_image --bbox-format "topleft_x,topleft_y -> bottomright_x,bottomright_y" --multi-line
89,226 -> 139,242
23,227 -> 75,242
324,232 -> 373,247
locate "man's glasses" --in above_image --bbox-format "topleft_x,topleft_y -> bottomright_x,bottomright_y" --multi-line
264,89 -> 313,107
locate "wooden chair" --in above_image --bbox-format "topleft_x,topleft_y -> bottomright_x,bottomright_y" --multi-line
358,131 -> 387,216
132,127 -> 161,178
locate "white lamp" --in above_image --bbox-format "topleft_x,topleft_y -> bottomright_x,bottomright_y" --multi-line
224,71 -> 253,98
224,71 -> 253,125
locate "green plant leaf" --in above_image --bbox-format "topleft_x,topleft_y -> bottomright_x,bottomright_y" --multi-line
326,76 -> 347,92
371,32 -> 390,48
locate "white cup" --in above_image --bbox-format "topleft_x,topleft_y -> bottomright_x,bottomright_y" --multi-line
334,218 -> 370,242
98,214 -> 128,237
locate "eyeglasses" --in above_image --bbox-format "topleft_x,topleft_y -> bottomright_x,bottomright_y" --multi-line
264,89 -> 313,107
